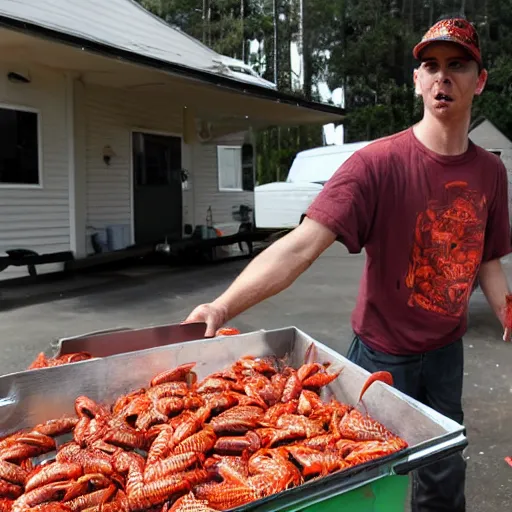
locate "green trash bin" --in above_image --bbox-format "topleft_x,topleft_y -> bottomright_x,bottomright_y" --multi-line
295,475 -> 410,512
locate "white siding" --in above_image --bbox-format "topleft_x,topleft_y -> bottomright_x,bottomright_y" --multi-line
191,132 -> 254,231
0,64 -> 69,281
84,84 -> 185,252
500,151 -> 512,222
469,122 -> 512,224
85,85 -> 254,250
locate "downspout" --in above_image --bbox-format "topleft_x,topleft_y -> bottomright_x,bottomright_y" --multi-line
66,72 -> 77,254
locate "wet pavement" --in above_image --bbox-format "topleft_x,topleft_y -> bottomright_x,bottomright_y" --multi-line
0,244 -> 511,510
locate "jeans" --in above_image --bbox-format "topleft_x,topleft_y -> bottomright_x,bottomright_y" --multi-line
346,334 -> 466,512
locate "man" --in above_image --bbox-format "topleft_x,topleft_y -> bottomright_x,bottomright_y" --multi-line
185,16 -> 511,511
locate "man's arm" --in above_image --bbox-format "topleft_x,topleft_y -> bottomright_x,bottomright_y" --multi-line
185,217 -> 337,335
184,151 -> 377,336
478,258 -> 511,341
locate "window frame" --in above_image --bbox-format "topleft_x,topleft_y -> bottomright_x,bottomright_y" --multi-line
0,103 -> 43,189
217,145 -> 243,192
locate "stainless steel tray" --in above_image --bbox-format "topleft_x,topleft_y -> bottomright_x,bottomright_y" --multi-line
51,322 -> 207,358
0,326 -> 467,511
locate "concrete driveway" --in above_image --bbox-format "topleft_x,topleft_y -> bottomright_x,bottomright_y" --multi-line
0,244 -> 511,510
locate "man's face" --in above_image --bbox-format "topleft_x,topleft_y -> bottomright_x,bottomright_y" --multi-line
413,42 -> 488,120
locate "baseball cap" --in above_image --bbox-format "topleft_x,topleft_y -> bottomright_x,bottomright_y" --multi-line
413,17 -> 483,68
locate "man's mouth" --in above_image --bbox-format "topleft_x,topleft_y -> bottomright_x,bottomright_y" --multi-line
435,93 -> 453,102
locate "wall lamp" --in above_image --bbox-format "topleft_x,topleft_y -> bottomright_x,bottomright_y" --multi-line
103,145 -> 116,166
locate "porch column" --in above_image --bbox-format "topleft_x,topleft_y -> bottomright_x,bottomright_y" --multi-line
66,73 -> 87,257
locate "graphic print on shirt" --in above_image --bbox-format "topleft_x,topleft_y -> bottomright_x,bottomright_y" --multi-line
405,181 -> 486,317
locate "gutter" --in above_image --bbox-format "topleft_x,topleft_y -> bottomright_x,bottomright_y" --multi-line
0,16 -> 346,120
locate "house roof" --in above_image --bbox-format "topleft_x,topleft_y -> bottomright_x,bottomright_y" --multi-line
0,0 -> 344,121
469,117 -> 512,150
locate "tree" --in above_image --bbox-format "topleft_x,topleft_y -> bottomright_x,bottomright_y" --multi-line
137,0 -> 512,181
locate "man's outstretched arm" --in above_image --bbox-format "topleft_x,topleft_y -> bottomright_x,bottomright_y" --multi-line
184,217 -> 337,336
478,258 -> 511,341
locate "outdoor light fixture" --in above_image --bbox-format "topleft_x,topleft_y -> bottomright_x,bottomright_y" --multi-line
7,72 -> 31,84
102,145 -> 116,166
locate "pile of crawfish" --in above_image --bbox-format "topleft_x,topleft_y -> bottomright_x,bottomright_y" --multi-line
27,353 -> 94,370
0,352 -> 407,512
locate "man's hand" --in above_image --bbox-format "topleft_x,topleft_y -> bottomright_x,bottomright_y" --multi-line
183,302 -> 229,338
478,258 -> 511,342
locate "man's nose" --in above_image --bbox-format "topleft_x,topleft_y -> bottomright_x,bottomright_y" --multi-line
436,67 -> 451,84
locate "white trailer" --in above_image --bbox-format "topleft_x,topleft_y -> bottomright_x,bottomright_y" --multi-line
254,141 -> 372,229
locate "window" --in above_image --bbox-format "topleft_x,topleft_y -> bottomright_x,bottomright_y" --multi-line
0,106 -> 41,186
218,146 -> 242,191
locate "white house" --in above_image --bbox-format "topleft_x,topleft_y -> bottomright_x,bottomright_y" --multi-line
0,0 -> 344,281
469,117 -> 512,221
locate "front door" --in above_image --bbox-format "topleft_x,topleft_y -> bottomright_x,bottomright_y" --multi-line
132,132 -> 183,245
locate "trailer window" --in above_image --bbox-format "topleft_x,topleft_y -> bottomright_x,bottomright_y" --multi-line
0,106 -> 41,187
218,146 -> 242,191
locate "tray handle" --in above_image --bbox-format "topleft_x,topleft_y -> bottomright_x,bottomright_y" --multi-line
392,435 -> 468,475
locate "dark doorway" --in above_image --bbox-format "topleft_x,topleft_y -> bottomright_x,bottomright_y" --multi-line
132,132 -> 183,245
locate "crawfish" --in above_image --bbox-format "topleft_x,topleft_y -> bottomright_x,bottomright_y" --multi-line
209,406 -> 264,435
174,427 -> 217,455
146,426 -> 174,466
194,481 -> 257,510
260,401 -> 298,427
113,452 -> 145,498
204,455 -> 249,487
62,473 -> 113,502
64,484 -> 117,512
25,462 -> 83,493
344,439 -> 408,465
247,449 -> 302,496
102,427 -> 147,452
11,481 -> 71,512
213,431 -> 260,456
33,417 -> 79,438
169,492 -> 216,512
339,409 -> 398,442
147,382 -> 190,401
0,433 -> 56,463
170,408 -> 211,448
127,475 -> 191,511
56,444 -> 115,477
144,452 -> 203,483
0,479 -> 22,500
0,461 -> 28,486
283,445 -> 350,477
150,363 -> 197,387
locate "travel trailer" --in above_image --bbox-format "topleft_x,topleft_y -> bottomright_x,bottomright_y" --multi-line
254,141 -> 372,229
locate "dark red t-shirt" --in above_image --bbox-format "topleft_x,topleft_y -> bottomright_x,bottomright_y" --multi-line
306,127 -> 511,355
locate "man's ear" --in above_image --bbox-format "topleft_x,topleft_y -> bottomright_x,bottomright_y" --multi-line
475,69 -> 488,96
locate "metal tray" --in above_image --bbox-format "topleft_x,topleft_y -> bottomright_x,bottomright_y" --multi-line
51,322 -> 207,358
0,326 -> 467,511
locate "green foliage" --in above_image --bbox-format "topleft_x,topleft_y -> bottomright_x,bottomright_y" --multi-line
136,0 -> 512,182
